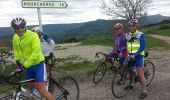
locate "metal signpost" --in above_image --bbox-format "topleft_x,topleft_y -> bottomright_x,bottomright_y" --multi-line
21,0 -> 68,32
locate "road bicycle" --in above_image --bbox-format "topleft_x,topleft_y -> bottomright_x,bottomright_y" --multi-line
0,54 -> 80,100
93,51 -> 119,84
111,52 -> 155,98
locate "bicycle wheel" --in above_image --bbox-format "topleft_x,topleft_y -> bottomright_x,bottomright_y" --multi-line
49,76 -> 80,100
93,62 -> 107,84
0,94 -> 30,100
111,70 -> 130,98
144,61 -> 155,87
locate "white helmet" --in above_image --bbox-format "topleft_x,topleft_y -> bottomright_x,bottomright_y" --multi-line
128,19 -> 139,26
11,17 -> 26,28
31,26 -> 42,33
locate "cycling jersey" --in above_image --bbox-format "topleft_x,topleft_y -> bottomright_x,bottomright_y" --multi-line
40,33 -> 55,57
126,30 -> 145,56
113,32 -> 127,56
107,32 -> 127,64
13,29 -> 44,68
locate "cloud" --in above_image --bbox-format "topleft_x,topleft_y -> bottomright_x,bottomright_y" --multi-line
0,0 -> 170,27
0,0 -> 108,27
148,0 -> 170,16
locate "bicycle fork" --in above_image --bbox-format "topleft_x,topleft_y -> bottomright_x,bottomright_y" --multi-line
56,90 -> 69,100
12,86 -> 22,100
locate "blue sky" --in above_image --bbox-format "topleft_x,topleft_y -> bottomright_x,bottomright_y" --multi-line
0,0 -> 170,27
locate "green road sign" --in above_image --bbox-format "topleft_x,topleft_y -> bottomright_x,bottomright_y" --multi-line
21,0 -> 68,8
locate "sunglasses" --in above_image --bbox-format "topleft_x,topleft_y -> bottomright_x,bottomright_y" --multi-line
14,26 -> 25,30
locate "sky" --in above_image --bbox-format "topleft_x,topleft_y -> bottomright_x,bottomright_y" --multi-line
0,0 -> 170,27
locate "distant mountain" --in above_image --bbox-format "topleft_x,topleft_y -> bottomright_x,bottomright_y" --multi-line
0,14 -> 170,44
0,23 -> 85,36
141,14 -> 170,26
0,27 -> 13,36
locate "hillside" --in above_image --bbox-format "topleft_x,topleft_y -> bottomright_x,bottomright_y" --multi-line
0,14 -> 170,45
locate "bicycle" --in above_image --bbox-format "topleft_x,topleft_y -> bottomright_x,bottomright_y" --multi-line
48,54 -> 80,100
111,52 -> 155,98
0,55 -> 80,100
0,49 -> 15,84
93,51 -> 119,84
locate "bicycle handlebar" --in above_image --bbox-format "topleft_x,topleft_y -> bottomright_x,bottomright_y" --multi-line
95,51 -> 119,62
2,66 -> 35,85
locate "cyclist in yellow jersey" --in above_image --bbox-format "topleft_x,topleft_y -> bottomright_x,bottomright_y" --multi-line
126,19 -> 147,99
12,17 -> 55,100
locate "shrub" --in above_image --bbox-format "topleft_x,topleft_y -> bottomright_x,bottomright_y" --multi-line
159,25 -> 170,30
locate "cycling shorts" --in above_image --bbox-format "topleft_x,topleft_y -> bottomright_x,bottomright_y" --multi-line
134,55 -> 144,67
26,61 -> 47,82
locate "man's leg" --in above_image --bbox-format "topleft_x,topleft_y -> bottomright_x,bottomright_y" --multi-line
35,62 -> 55,100
35,82 -> 55,100
136,67 -> 146,92
135,55 -> 147,99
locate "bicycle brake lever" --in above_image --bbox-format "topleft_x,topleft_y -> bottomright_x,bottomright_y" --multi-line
10,68 -> 23,76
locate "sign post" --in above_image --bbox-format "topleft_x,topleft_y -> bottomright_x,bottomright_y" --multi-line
21,0 -> 68,32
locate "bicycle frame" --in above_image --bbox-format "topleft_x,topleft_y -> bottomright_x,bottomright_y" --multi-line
49,77 -> 69,100
12,74 -> 43,99
11,84 -> 41,100
48,55 -> 70,100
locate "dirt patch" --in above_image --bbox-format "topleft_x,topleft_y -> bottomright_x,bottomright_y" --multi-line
53,43 -> 170,100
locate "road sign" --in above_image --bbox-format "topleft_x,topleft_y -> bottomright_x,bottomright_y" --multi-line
21,0 -> 68,8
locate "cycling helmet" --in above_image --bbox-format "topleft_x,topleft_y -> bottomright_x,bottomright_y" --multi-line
31,26 -> 42,33
128,19 -> 139,26
114,23 -> 123,30
11,17 -> 26,28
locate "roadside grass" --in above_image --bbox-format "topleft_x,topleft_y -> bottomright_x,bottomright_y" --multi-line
80,34 -> 170,49
57,60 -> 94,71
141,23 -> 170,36
56,55 -> 80,62
81,35 -> 113,47
146,35 -> 170,49
0,47 -> 11,52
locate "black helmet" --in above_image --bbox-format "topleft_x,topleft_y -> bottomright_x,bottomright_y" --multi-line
11,17 -> 26,28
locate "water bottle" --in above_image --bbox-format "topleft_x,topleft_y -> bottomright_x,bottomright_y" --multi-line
31,88 -> 41,99
31,88 -> 37,94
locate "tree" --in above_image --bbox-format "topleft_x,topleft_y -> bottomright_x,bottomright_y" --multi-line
101,0 -> 152,20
